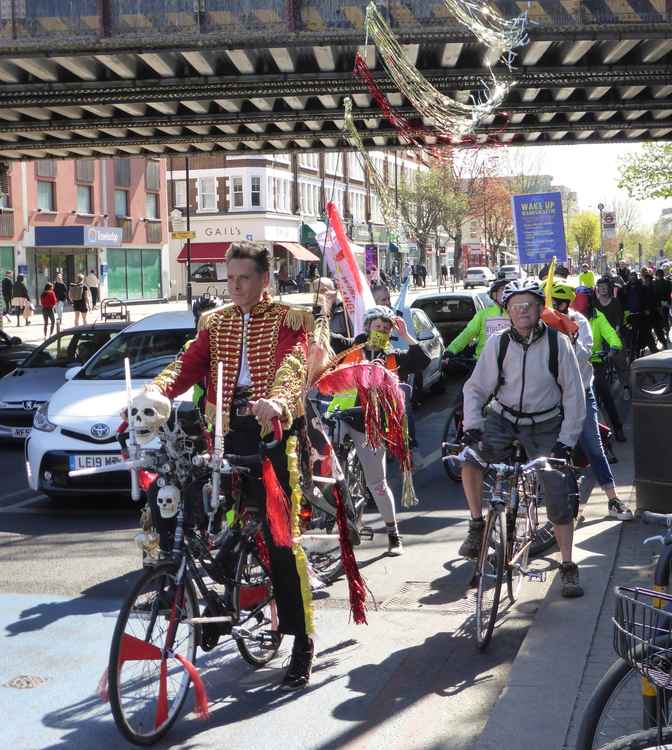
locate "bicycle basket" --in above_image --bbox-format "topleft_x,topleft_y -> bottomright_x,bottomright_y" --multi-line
613,586 -> 672,689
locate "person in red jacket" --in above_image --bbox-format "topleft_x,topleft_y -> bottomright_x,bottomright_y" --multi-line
40,282 -> 57,338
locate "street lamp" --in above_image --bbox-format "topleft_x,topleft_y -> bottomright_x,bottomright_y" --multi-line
597,202 -> 605,274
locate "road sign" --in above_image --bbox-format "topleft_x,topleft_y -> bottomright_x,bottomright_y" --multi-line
171,230 -> 195,240
511,192 -> 567,264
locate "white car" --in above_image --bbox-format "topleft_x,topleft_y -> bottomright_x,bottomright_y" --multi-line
26,311 -> 195,499
464,266 -> 495,289
499,264 -> 528,282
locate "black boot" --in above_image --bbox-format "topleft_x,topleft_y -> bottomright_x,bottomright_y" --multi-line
280,637 -> 314,691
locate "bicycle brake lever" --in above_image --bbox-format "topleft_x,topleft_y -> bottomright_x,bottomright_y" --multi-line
644,535 -> 665,546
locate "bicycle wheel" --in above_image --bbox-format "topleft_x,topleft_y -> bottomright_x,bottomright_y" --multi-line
576,657 -> 672,749
108,563 -> 198,746
526,472 -> 556,558
507,494 -> 531,604
475,509 -> 505,651
234,542 -> 283,667
593,726 -> 672,750
441,406 -> 463,482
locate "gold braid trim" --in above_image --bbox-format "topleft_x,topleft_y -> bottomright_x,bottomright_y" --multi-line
197,303 -> 233,332
306,315 -> 334,387
286,435 -> 314,635
267,346 -> 307,428
152,337 -> 195,393
283,306 -> 315,333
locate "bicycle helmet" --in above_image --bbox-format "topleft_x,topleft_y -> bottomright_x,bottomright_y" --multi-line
502,280 -> 545,307
489,277 -> 509,297
548,281 -> 576,302
363,305 -> 396,328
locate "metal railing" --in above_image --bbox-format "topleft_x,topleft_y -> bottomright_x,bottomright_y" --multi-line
114,216 -> 133,242
145,220 -> 162,244
1,0 -> 669,44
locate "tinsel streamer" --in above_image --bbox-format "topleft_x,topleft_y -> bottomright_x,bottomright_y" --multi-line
261,457 -> 293,548
443,0 -> 529,69
352,52 -> 509,154
401,469 -> 420,508
286,436 -> 315,635
333,482 -> 368,624
343,96 -> 406,241
365,2 -> 511,138
174,654 -> 210,720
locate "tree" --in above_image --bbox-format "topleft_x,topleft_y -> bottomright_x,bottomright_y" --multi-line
472,176 -> 513,266
613,198 -> 640,235
617,144 -> 672,199
569,212 -> 600,265
500,147 -> 551,196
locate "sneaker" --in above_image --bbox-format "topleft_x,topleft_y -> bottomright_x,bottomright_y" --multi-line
614,427 -> 627,443
388,532 -> 404,556
280,639 -> 314,691
559,562 -> 584,598
608,498 -> 634,521
458,517 -> 485,560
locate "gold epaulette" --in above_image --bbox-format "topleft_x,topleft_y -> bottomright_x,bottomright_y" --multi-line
283,305 -> 315,333
197,303 -> 236,332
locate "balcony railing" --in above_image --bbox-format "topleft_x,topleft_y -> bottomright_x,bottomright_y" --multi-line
2,0 -> 669,45
146,220 -> 162,244
0,210 -> 14,238
115,217 -> 133,242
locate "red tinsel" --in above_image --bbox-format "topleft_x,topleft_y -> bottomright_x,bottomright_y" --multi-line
255,531 -> 271,568
352,51 -> 510,154
333,483 -> 367,624
261,457 -> 293,548
96,667 -> 109,702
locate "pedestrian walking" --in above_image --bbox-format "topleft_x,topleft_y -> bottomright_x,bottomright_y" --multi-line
85,268 -> 99,308
53,272 -> 67,331
40,282 -> 57,338
10,274 -> 31,327
2,270 -> 12,321
69,273 -> 90,326
418,263 -> 427,288
440,263 -> 448,285
411,264 -> 418,287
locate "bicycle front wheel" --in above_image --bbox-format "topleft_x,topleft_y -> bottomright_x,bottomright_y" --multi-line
234,542 -> 283,667
593,726 -> 672,750
108,563 -> 199,746
507,496 -> 532,604
475,509 -> 505,651
441,406 -> 463,482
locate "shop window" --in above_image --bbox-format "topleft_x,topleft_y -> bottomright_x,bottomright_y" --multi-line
37,180 -> 55,211
0,246 -> 13,275
173,180 -> 187,207
232,177 -> 244,208
107,248 -> 162,301
145,160 -> 160,192
145,193 -> 159,220
197,177 -> 217,211
114,189 -> 129,217
77,185 -> 93,214
114,158 -> 131,187
36,160 -> 56,178
75,159 -> 94,183
250,176 -> 261,207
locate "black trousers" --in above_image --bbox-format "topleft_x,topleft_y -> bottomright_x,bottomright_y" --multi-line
90,287 -> 99,306
225,416 -> 307,637
593,363 -> 623,430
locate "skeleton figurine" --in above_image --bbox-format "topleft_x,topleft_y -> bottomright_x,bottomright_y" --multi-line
129,387 -> 171,444
156,484 -> 181,519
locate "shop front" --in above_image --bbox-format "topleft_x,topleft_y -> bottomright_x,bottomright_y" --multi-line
0,246 -> 14,276
107,247 -> 162,300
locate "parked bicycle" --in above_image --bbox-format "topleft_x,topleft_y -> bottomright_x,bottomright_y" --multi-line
449,446 -> 569,650
576,511 -> 672,750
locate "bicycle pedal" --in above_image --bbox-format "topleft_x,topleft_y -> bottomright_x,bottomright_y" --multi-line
360,526 -> 375,541
525,570 -> 546,582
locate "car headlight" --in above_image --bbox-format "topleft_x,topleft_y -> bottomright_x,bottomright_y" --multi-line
33,401 -> 57,432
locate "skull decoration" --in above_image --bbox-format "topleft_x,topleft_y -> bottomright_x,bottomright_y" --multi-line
156,484 -> 180,519
130,388 -> 171,444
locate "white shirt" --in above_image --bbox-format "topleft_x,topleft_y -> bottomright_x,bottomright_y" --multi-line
236,313 -> 252,387
85,273 -> 99,288
567,309 -> 594,389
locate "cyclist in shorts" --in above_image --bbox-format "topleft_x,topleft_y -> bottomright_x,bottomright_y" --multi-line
459,281 -> 587,598
445,276 -> 509,359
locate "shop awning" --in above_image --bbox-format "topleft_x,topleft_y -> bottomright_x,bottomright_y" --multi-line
273,242 -> 319,262
176,242 -> 230,263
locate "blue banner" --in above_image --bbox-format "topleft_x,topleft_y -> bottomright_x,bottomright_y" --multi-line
511,192 -> 567,264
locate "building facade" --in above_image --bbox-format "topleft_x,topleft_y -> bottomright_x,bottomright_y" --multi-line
0,157 -> 169,303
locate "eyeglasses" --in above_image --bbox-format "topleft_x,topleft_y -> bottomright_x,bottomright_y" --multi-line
508,302 -> 536,312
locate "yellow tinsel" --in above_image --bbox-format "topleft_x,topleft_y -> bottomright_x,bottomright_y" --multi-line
286,435 -> 314,635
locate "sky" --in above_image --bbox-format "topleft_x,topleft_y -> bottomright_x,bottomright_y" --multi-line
511,143 -> 671,228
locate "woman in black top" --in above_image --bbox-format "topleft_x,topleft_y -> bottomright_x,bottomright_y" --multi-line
53,272 -> 68,331
10,274 -> 31,327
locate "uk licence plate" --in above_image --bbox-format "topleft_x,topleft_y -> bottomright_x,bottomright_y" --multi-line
68,454 -> 123,471
11,427 -> 31,438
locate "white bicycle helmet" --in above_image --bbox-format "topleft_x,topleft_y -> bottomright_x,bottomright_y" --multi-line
363,305 -> 396,329
502,280 -> 545,307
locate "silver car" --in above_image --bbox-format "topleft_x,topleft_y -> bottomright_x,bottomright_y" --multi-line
0,322 -> 127,440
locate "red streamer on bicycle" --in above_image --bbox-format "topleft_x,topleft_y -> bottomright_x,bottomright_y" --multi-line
174,653 -> 210,720
155,658 -> 169,728
262,457 -> 293,548
333,482 -> 368,625
97,668 -> 109,702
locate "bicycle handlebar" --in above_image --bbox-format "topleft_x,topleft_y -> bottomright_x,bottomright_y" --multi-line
641,510 -> 672,528
454,445 -> 568,475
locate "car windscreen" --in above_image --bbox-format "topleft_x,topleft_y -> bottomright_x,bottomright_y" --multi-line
78,329 -> 194,380
22,329 -> 121,368
414,298 -> 476,322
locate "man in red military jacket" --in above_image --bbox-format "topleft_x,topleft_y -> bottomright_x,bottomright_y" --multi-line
150,242 -> 315,690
